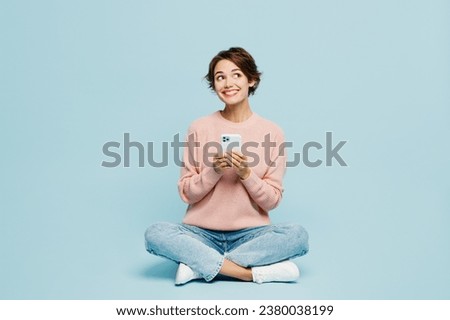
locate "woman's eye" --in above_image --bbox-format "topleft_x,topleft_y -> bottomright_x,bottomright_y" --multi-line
216,75 -> 224,81
233,73 -> 241,78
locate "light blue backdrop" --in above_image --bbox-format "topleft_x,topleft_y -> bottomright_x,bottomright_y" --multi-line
1,0 -> 449,299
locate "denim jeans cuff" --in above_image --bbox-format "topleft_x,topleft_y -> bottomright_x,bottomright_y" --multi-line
204,256 -> 225,282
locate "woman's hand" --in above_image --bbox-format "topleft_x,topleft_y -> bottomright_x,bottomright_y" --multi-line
214,152 -> 251,179
225,151 -> 251,180
213,154 -> 229,174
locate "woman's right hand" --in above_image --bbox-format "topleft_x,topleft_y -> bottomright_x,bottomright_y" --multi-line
213,153 -> 229,174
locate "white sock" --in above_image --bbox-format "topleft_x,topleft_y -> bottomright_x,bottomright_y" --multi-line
175,263 -> 202,285
251,260 -> 300,284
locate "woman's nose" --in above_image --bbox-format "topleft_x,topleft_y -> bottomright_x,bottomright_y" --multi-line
225,77 -> 233,88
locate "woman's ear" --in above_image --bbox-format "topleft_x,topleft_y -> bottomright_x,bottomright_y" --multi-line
249,80 -> 256,87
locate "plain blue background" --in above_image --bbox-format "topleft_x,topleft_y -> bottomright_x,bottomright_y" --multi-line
1,0 -> 449,299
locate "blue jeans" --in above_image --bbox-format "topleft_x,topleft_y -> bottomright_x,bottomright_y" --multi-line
144,222 -> 309,281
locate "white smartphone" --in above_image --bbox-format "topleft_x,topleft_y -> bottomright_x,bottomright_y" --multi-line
221,134 -> 241,153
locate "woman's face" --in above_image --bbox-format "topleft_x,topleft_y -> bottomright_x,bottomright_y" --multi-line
213,59 -> 255,107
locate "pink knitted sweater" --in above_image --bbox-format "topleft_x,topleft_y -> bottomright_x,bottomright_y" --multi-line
178,111 -> 286,230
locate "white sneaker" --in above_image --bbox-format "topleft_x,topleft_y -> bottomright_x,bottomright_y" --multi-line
252,261 -> 300,284
175,263 -> 202,285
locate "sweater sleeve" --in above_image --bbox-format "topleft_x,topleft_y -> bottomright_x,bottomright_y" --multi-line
240,131 -> 286,212
177,128 -> 222,204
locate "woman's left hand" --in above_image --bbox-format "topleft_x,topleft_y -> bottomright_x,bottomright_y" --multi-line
225,151 -> 251,180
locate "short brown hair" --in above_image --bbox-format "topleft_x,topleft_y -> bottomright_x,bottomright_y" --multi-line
205,47 -> 262,96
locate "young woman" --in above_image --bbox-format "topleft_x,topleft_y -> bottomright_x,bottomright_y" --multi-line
145,47 -> 309,285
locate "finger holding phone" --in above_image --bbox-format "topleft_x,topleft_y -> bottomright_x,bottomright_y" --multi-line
226,151 -> 250,180
213,153 -> 229,174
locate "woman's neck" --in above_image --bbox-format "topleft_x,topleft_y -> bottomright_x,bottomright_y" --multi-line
221,102 -> 253,123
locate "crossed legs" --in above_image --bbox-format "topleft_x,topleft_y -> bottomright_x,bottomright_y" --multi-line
145,222 -> 309,284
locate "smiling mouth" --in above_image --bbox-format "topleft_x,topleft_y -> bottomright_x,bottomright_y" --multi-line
223,89 -> 239,96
